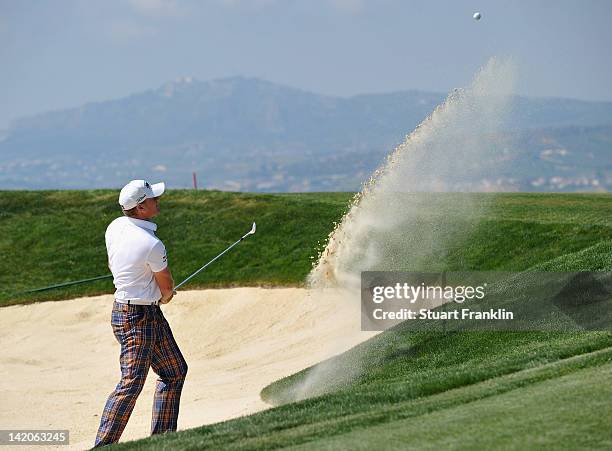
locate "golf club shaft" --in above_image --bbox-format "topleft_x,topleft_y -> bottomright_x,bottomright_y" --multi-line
175,228 -> 254,291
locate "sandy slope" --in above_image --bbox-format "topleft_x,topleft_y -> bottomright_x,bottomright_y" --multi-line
0,288 -> 376,450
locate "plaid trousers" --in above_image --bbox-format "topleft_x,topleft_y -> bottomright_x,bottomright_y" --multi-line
94,301 -> 188,447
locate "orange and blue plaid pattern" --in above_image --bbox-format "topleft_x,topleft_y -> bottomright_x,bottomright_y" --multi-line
94,301 -> 188,447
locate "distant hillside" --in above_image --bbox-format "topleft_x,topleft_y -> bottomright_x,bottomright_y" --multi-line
1,77 -> 611,191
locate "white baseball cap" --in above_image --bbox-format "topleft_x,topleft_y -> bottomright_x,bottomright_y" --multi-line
119,180 -> 165,210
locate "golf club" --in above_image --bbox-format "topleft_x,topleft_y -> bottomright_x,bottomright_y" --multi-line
175,222 -> 257,291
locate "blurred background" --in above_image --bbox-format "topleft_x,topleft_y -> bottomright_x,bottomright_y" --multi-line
1,0 -> 611,192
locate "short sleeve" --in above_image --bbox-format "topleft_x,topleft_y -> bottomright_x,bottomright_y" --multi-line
147,240 -> 168,272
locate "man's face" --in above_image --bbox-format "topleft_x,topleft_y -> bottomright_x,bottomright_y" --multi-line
137,196 -> 160,219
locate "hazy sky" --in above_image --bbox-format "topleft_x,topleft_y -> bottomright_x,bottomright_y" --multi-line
1,0 -> 611,129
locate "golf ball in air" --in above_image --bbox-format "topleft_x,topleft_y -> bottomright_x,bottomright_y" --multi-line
473,12 -> 482,21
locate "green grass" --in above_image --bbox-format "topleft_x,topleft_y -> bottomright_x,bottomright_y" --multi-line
1,191 -> 611,449
294,354 -> 612,450
1,191 -> 609,306
0,190 -> 353,306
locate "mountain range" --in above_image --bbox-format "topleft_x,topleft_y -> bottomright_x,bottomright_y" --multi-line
1,76 -> 611,192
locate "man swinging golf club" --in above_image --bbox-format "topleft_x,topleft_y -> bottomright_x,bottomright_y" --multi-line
94,180 -> 188,447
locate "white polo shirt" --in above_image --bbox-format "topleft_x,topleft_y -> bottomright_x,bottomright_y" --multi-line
105,216 -> 168,303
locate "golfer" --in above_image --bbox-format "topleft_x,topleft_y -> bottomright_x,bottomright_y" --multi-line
94,180 -> 188,447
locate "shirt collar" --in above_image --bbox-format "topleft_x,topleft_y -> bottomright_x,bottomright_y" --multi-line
127,217 -> 158,232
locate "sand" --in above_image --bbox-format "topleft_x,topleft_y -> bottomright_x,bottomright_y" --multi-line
0,288 -> 377,450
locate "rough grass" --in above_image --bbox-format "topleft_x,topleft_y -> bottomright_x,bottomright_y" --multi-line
0,190 -> 353,306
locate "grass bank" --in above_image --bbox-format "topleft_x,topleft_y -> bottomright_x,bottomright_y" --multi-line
0,190 -> 352,306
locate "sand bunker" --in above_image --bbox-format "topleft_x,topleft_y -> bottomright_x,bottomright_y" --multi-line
0,288 -> 376,449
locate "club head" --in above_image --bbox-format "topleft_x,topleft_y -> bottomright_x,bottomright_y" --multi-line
249,222 -> 256,235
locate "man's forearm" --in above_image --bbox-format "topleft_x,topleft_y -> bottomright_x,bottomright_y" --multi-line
158,281 -> 175,303
154,267 -> 175,304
